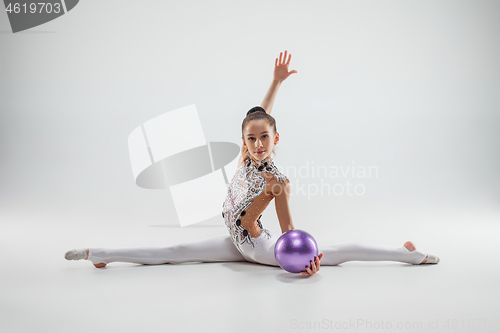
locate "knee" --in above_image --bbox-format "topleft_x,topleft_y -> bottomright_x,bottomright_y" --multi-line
174,243 -> 187,256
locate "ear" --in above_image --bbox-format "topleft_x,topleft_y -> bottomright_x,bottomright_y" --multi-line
241,137 -> 246,146
274,132 -> 280,145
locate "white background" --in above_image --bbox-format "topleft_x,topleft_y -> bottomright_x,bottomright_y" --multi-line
1,1 -> 499,333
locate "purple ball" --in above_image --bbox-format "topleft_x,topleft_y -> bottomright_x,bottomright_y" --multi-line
274,229 -> 319,273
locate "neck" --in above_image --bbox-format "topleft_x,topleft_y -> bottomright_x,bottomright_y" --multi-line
247,154 -> 272,166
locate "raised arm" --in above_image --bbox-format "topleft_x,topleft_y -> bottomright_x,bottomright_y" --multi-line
260,50 -> 298,115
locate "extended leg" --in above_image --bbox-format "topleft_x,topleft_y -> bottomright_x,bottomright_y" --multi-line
233,234 -> 437,268
318,241 -> 432,266
66,234 -> 247,267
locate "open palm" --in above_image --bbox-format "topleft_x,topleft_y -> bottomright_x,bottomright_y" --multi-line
274,50 -> 298,82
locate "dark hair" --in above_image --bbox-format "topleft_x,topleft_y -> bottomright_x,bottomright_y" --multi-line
241,106 -> 278,156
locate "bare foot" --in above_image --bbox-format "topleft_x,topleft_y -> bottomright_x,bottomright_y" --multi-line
404,241 -> 428,264
85,248 -> 107,268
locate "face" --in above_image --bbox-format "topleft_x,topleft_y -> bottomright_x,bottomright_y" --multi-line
242,119 -> 279,161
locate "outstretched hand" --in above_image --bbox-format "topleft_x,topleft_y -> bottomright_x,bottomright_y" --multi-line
300,253 -> 323,276
274,50 -> 297,82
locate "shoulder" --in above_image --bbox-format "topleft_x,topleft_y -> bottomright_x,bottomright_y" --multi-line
263,173 -> 290,197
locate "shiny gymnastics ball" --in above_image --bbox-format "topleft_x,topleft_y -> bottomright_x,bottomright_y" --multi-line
274,229 -> 319,273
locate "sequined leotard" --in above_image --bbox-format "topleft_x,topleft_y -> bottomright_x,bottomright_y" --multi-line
222,155 -> 290,255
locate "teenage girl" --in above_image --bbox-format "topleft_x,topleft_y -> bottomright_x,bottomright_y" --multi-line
65,50 -> 439,276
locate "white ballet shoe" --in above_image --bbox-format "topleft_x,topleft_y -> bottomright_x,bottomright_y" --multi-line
65,249 -> 88,261
419,253 -> 440,264
403,241 -> 440,265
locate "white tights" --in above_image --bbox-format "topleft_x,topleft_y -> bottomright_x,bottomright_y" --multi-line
87,232 -> 428,266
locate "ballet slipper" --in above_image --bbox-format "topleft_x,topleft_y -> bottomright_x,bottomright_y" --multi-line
403,241 -> 440,265
419,253 -> 440,264
65,248 -> 108,267
64,249 -> 88,261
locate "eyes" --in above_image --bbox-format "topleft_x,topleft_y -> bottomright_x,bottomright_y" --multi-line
248,134 -> 268,141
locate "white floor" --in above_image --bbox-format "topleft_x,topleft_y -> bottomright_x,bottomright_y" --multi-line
1,199 -> 499,333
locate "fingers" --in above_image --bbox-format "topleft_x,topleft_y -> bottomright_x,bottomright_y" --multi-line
275,51 -> 297,80
300,264 -> 312,276
310,258 -> 317,272
300,255 -> 322,276
277,50 -> 290,66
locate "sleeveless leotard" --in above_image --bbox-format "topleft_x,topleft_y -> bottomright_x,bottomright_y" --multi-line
222,155 -> 290,255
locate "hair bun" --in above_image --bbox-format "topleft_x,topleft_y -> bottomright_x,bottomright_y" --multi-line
246,106 -> 267,116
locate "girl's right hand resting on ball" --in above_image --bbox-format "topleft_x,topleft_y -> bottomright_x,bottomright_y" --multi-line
300,253 -> 324,276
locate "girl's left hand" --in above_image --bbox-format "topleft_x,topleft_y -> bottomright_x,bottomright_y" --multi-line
274,50 -> 298,82
300,253 -> 323,276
